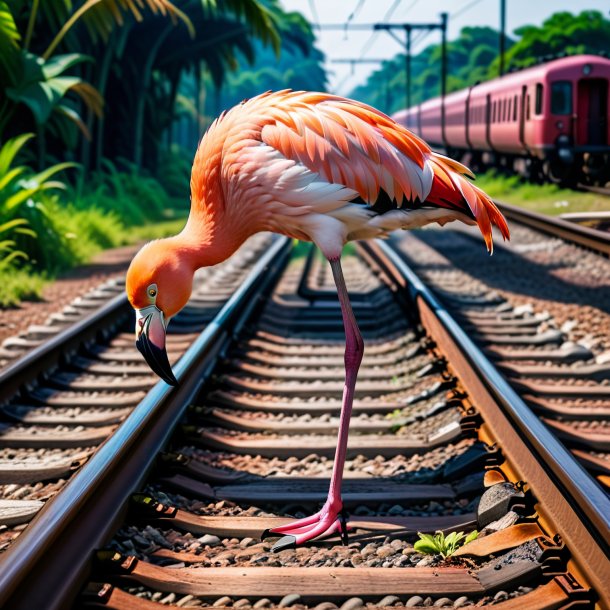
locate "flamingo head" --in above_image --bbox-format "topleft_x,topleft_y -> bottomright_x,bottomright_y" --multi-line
126,239 -> 194,386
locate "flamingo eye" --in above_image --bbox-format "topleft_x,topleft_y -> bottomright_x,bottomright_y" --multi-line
148,288 -> 157,298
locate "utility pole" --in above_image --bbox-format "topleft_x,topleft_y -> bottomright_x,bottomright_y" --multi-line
440,12 -> 448,144
319,17 -> 448,113
374,15 -> 447,111
499,0 -> 506,76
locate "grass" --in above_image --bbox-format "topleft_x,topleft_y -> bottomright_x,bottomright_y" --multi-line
1,141 -> 194,308
474,171 -> 610,216
0,214 -> 186,309
0,267 -> 48,308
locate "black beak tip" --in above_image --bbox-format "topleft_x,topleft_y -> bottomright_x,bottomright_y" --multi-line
136,334 -> 179,387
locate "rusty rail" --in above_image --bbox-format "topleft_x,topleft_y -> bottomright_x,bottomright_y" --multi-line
495,200 -> 610,257
359,239 -> 610,607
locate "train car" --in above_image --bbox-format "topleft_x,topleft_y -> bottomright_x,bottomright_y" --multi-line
393,55 -> 610,185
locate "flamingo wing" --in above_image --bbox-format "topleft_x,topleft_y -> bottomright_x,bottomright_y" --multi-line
258,91 -> 509,252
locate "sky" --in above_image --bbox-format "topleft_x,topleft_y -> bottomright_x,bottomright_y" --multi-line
279,0 -> 610,96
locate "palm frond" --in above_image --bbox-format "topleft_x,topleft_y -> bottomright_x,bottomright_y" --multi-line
0,1 -> 21,84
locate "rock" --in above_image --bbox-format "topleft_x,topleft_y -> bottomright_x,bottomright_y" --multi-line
423,598 -> 433,607
279,594 -> 301,607
402,546 -> 417,555
133,534 -> 151,549
313,604 -> 337,610
390,539 -> 405,550
453,597 -> 469,608
160,593 -> 176,604
388,504 -> 404,515
493,591 -> 509,601
199,534 -> 221,546
253,599 -> 272,608
434,598 -> 453,607
376,545 -> 394,559
240,537 -> 256,548
214,551 -> 236,564
477,483 -> 524,528
361,543 -> 377,558
350,554 -> 364,566
481,511 -> 519,535
144,526 -> 172,549
406,596 -> 424,607
378,595 -> 401,606
213,597 -> 233,607
416,555 -> 435,567
176,596 -> 196,607
340,598 -> 364,610
234,599 -> 251,608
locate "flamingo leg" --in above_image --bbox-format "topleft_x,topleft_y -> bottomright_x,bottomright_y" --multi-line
264,256 -> 364,552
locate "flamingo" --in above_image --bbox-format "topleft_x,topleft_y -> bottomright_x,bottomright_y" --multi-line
126,90 -> 509,551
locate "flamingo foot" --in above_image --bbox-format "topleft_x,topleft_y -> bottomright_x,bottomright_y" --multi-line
262,503 -> 350,552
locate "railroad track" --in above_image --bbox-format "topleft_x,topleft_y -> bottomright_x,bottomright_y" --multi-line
393,203 -> 610,490
0,236 -> 608,609
577,184 -> 610,200
495,201 -> 610,257
0,234 -> 275,553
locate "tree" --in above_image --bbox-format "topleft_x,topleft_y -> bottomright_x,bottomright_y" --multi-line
350,11 -> 610,115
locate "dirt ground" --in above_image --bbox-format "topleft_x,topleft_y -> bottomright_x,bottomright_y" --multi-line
0,245 -> 140,345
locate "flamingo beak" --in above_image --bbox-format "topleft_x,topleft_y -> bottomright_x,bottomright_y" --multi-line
135,305 -> 178,386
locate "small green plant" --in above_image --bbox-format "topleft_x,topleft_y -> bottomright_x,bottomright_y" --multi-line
414,530 -> 479,558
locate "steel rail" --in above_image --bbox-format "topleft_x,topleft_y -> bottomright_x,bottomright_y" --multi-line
359,239 -> 610,607
0,291 -> 131,403
495,200 -> 610,257
0,236 -> 292,610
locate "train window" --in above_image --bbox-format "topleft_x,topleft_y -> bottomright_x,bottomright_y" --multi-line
535,84 -> 543,114
513,95 -> 518,120
526,94 -> 530,120
507,98 -> 511,121
551,81 -> 573,114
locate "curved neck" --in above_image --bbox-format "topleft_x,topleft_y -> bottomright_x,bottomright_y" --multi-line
175,209 -> 247,271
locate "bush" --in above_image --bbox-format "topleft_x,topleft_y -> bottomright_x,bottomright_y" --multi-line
0,267 -> 46,308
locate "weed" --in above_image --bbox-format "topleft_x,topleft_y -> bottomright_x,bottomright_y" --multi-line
414,530 -> 479,558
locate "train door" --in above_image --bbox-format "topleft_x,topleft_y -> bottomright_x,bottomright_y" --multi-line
485,94 -> 492,150
518,85 -> 529,153
576,79 -> 608,146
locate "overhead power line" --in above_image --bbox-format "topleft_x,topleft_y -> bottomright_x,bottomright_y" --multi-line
452,0 -> 485,21
308,0 -> 321,31
358,0 -> 401,58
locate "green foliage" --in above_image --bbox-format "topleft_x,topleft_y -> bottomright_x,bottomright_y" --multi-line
78,160 -> 169,225
157,145 -> 193,200
351,11 -> 610,115
0,265 -> 46,307
499,10 -> 610,72
0,133 -> 76,268
204,10 -> 325,119
414,530 -> 479,558
474,170 -> 610,216
6,51 -> 103,139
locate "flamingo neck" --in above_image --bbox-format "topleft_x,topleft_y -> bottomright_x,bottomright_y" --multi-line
175,210 -> 246,271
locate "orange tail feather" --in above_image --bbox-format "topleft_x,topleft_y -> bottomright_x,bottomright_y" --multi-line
427,153 -> 510,253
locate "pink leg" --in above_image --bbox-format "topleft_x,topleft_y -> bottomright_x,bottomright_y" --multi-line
263,256 -> 364,551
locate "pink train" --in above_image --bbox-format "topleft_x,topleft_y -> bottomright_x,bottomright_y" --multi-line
393,55 -> 610,185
